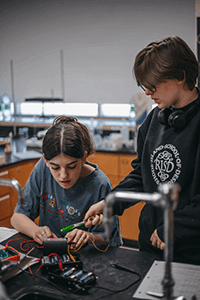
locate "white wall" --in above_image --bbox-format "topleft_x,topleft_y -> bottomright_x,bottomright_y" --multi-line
0,0 -> 196,104
196,0 -> 200,16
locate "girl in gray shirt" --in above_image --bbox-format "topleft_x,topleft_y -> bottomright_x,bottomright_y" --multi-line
11,116 -> 122,249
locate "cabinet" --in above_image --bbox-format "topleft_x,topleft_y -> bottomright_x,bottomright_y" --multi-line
88,152 -> 119,187
8,160 -> 39,211
88,152 -> 145,243
0,159 -> 40,227
0,169 -> 12,227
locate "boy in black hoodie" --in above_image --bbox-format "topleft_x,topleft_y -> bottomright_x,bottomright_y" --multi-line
85,36 -> 200,264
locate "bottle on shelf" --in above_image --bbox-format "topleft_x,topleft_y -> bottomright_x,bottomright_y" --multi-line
4,137 -> 12,154
1,94 -> 12,121
129,101 -> 137,151
0,97 -> 4,121
120,119 -> 129,148
129,103 -> 135,124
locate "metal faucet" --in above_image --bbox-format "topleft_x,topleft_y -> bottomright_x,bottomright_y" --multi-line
0,178 -> 25,205
104,182 -> 181,300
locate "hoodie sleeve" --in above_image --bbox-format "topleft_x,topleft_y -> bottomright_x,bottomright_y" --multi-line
110,109 -> 156,216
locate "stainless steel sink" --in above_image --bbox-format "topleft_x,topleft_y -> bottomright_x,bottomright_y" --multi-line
13,293 -> 56,300
10,286 -> 73,300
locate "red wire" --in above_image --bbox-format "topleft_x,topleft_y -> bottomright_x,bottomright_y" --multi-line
27,258 -> 41,277
5,238 -> 43,252
47,253 -> 63,271
28,253 -> 63,277
5,238 -> 32,251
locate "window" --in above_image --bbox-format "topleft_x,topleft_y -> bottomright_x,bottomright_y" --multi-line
100,103 -> 131,118
20,102 -> 43,115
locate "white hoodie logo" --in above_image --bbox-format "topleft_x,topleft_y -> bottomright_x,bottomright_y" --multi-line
150,144 -> 181,185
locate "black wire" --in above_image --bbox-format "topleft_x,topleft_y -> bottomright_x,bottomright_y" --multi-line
97,275 -> 140,292
89,271 -> 141,299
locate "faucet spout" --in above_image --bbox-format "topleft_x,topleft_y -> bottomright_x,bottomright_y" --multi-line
0,178 -> 25,205
104,182 -> 181,300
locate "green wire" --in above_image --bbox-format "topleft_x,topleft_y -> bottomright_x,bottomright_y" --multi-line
60,222 -> 84,233
61,225 -> 74,232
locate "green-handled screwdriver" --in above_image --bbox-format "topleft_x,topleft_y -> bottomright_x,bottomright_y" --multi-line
60,220 -> 85,233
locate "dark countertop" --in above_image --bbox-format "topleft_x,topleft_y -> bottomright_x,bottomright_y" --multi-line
0,152 -> 41,169
95,148 -> 136,154
0,139 -> 42,169
1,232 -> 162,300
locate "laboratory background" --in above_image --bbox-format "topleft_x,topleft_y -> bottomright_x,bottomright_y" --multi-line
0,0 -> 199,244
0,1 -> 200,299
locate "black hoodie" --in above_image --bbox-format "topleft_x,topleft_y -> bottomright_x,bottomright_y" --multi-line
111,89 -> 200,264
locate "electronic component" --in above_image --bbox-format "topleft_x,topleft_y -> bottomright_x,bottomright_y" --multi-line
41,253 -> 82,273
43,238 -> 69,256
48,267 -> 96,293
0,246 -> 20,262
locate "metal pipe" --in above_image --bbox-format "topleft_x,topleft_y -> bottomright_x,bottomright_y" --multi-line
103,182 -> 180,300
0,178 -> 25,205
60,49 -> 65,102
10,59 -> 17,137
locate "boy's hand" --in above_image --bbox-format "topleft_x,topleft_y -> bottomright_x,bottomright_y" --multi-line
150,229 -> 165,250
84,200 -> 105,228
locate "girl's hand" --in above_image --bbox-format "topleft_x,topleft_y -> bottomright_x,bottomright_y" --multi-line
84,200 -> 105,228
150,229 -> 165,250
33,225 -> 57,245
65,229 -> 94,250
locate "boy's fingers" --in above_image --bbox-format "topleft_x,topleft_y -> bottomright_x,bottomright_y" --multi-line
92,213 -> 104,225
84,217 -> 94,228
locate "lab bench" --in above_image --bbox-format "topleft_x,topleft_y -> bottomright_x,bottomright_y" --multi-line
1,231 -> 162,300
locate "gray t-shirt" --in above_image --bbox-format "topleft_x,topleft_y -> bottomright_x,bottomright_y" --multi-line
14,158 -> 122,247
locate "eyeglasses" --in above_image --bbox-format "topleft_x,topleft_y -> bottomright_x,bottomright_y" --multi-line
139,85 -> 156,93
140,86 -> 146,92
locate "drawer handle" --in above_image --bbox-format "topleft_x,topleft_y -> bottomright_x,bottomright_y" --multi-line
0,195 -> 10,202
121,159 -> 129,165
0,171 -> 9,177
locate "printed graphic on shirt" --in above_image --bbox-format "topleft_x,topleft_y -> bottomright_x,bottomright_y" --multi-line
150,144 -> 181,185
40,192 -> 82,223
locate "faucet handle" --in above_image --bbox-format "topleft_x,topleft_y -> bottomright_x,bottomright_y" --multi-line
158,182 -> 181,209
